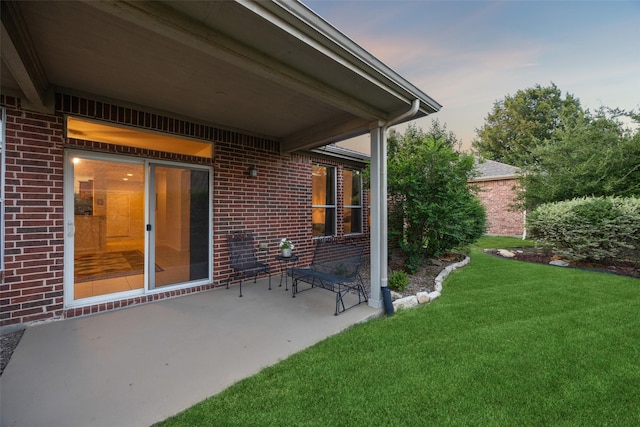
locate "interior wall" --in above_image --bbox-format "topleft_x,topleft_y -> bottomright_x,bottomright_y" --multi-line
104,173 -> 144,243
160,168 -> 191,252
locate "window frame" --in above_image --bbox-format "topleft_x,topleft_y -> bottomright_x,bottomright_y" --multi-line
343,168 -> 363,235
0,108 -> 5,271
311,163 -> 337,238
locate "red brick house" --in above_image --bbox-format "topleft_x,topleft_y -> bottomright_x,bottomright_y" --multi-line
469,159 -> 525,237
0,1 -> 441,329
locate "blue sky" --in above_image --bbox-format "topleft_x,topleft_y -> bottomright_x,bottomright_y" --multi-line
304,0 -> 640,152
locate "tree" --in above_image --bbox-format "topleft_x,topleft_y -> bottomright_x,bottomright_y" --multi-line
520,108 -> 640,210
472,83 -> 584,167
387,121 -> 486,272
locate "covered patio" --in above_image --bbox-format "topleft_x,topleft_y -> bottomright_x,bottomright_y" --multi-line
1,0 -> 441,321
1,280 -> 379,426
1,2 -> 441,424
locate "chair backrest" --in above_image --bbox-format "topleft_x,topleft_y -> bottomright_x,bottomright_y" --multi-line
227,232 -> 258,270
311,240 -> 364,280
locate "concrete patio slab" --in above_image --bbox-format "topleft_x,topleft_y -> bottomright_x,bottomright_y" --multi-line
1,280 -> 380,427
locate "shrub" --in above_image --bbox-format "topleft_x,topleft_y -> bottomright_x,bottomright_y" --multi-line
388,270 -> 410,292
387,123 -> 487,273
527,196 -> 640,262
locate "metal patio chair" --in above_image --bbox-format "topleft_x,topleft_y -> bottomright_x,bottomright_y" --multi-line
225,231 -> 271,297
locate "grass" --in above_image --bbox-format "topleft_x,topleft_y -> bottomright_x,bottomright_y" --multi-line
158,237 -> 640,426
470,235 -> 538,250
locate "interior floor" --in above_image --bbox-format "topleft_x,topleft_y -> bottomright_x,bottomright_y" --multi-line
74,239 -> 193,299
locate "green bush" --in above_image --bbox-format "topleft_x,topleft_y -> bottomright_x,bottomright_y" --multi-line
388,270 -> 410,292
527,196 -> 640,262
387,123 -> 487,273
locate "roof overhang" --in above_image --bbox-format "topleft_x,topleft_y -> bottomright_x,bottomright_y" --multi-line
311,144 -> 369,165
468,174 -> 519,183
1,0 -> 441,153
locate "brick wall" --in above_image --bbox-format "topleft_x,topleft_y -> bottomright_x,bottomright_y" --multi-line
1,96 -> 66,326
1,94 -> 368,328
472,178 -> 525,236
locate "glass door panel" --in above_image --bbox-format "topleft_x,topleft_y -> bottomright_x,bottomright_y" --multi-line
72,157 -> 145,299
152,165 -> 209,288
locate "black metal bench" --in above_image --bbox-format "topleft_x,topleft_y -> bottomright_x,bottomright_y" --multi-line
225,231 -> 271,297
290,239 -> 368,315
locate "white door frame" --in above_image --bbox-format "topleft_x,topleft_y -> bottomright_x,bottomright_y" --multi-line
63,150 -> 213,308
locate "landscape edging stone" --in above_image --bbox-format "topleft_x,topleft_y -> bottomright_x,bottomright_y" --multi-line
392,256 -> 470,311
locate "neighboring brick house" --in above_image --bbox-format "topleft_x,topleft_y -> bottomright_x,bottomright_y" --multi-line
0,1 -> 441,328
469,159 -> 525,237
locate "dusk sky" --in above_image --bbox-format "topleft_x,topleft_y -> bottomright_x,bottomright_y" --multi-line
304,0 -> 640,153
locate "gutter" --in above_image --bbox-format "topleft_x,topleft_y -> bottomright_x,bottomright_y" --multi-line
311,144 -> 369,164
383,99 -> 420,131
468,174 -> 519,183
257,1 -> 442,115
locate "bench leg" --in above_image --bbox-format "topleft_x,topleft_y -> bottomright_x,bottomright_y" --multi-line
357,278 -> 368,303
335,286 -> 348,316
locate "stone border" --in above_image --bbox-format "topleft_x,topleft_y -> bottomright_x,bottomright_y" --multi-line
390,256 -> 471,311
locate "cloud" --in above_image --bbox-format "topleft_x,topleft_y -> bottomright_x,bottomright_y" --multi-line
353,31 -> 545,109
308,0 -> 640,153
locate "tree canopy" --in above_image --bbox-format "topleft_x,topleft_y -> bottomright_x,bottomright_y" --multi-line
520,108 -> 640,210
472,82 -> 583,167
472,82 -> 640,210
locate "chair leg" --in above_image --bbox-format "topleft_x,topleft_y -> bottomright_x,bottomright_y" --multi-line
239,279 -> 243,297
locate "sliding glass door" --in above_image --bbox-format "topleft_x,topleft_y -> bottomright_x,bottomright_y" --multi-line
150,165 -> 210,288
65,152 -> 211,305
70,156 -> 145,299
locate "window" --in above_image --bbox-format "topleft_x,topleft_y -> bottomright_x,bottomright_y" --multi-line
66,117 -> 213,158
0,108 -> 4,270
312,164 -> 336,237
343,169 -> 362,234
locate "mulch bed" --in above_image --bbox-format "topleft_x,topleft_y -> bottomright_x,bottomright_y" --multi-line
359,249 -> 465,298
1,329 -> 24,377
486,248 -> 640,279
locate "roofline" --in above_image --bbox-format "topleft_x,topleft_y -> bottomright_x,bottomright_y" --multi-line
310,144 -> 369,164
244,0 -> 442,118
468,174 -> 520,183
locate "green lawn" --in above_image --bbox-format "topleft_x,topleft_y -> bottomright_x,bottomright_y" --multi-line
158,238 -> 640,426
471,235 -> 538,250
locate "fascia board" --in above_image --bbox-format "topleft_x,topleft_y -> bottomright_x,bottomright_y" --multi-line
468,174 -> 520,183
311,145 -> 369,164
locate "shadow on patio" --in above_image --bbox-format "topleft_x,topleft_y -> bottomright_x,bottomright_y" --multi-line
1,279 -> 380,427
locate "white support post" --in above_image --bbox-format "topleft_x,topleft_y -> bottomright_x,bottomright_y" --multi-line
368,122 -> 385,308
369,100 -> 420,312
